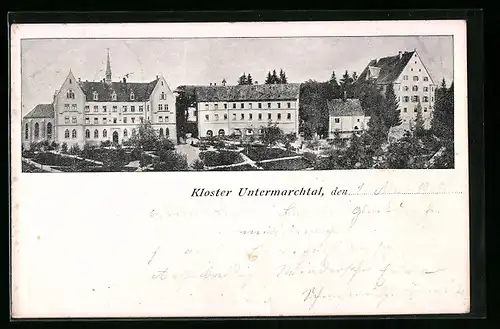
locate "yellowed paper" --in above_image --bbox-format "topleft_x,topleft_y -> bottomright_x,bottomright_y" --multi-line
10,20 -> 469,318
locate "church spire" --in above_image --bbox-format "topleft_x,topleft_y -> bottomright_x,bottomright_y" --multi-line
105,48 -> 112,83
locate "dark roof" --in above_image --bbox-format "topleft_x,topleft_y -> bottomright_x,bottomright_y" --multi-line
194,83 -> 301,102
327,99 -> 364,116
78,80 -> 158,102
357,51 -> 415,85
24,104 -> 54,119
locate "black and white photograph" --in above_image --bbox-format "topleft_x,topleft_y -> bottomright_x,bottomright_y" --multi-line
20,36 -> 455,173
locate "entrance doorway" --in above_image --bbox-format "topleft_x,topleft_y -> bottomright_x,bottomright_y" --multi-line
113,131 -> 119,144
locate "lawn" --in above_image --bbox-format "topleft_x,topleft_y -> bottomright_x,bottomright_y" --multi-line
242,146 -> 297,161
258,157 -> 313,171
33,152 -> 90,167
22,161 -> 46,173
199,150 -> 244,167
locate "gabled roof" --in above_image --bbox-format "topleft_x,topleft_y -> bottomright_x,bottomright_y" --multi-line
78,80 -> 159,102
194,83 -> 301,102
24,104 -> 55,119
357,51 -> 415,85
327,99 -> 364,116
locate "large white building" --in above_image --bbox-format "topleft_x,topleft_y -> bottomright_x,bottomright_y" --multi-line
193,83 -> 301,138
357,49 -> 436,131
22,50 -> 177,149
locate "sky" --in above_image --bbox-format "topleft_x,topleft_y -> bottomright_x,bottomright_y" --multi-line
20,36 -> 453,115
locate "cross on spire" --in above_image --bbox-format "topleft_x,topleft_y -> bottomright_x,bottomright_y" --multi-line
105,48 -> 112,83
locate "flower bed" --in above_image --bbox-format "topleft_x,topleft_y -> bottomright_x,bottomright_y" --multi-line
242,146 -> 297,161
33,152 -> 89,167
208,164 -> 258,171
199,150 -> 244,167
22,161 -> 46,173
258,157 -> 313,171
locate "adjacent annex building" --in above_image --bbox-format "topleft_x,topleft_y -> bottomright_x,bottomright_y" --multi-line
327,98 -> 370,139
193,83 -> 301,138
357,49 -> 436,131
22,50 -> 177,149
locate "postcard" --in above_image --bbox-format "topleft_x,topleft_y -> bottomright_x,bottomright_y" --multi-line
10,19 -> 470,318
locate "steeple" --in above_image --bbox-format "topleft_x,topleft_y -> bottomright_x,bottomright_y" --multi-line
105,48 -> 112,84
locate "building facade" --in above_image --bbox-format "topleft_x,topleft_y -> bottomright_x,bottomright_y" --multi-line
327,98 -> 370,139
194,83 -> 300,138
357,49 -> 436,131
22,51 -> 177,149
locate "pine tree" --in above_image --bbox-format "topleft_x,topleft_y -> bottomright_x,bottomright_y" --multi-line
279,69 -> 288,84
265,71 -> 273,84
383,84 -> 402,130
413,102 -> 425,137
329,71 -> 339,86
237,73 -> 247,85
340,70 -> 354,97
271,69 -> 278,84
431,78 -> 451,138
352,71 -> 358,82
246,73 -> 253,85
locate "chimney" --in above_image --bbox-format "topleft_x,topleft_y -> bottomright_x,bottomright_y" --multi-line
123,77 -> 127,84
214,82 -> 217,86
210,83 -> 212,86
156,75 -> 159,80
398,51 -> 402,59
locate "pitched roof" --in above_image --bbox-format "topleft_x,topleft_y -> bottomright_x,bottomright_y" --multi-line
24,104 -> 55,119
78,80 -> 158,102
327,99 -> 364,116
357,51 -> 415,85
194,83 -> 301,102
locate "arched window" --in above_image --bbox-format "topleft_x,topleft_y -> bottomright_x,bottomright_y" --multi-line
47,123 -> 52,139
206,130 -> 213,137
85,129 -> 90,138
103,129 -> 107,138
160,92 -> 166,100
25,123 -> 29,140
34,122 -> 40,139
159,128 -> 164,137
66,89 -> 75,99
123,129 -> 128,137
65,129 -> 70,139
94,129 -> 99,138
72,129 -> 77,138
165,128 -> 169,137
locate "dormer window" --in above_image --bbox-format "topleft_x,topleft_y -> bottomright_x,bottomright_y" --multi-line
111,91 -> 117,101
130,92 -> 135,101
93,91 -> 98,101
367,66 -> 381,79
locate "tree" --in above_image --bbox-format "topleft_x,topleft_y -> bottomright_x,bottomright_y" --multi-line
238,73 -> 247,85
61,142 -> 68,153
340,70 -> 354,97
191,159 -> 205,171
413,102 -> 425,137
431,78 -> 454,139
246,73 -> 253,85
279,69 -> 288,84
265,71 -> 273,84
271,69 -> 279,84
299,80 -> 332,138
328,71 -> 342,98
154,150 -> 189,171
352,71 -> 358,82
130,121 -> 159,151
382,83 -> 402,130
261,123 -> 284,146
175,85 -> 195,140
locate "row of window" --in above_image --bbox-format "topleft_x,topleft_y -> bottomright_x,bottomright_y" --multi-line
83,104 -> 169,113
81,117 -> 148,125
25,122 -> 53,140
402,75 -> 429,81
80,127 -> 170,139
401,96 -> 433,103
205,128 -> 263,137
63,104 -> 78,111
89,91 -> 168,102
204,112 -> 292,121
402,106 -> 432,113
333,118 -> 362,124
203,102 -> 294,110
401,85 -> 432,92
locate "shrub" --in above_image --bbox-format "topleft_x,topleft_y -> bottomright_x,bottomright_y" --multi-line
199,150 -> 244,166
139,153 -> 153,168
242,146 -> 297,161
61,142 -> 68,153
69,144 -> 81,155
153,150 -> 189,171
259,158 -> 312,171
101,140 -> 112,148
191,159 -> 205,171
